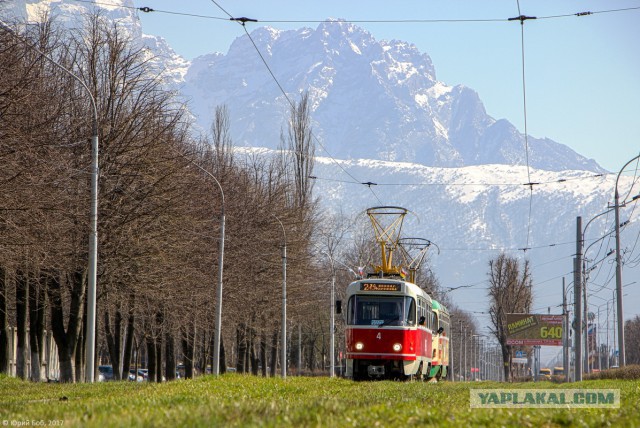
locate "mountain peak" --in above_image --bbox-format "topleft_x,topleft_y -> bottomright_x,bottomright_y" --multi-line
181,20 -> 603,172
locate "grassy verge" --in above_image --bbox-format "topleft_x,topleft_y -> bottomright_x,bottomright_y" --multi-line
0,374 -> 637,427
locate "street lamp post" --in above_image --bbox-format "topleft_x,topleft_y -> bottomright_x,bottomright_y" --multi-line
189,169 -> 226,376
472,334 -> 481,380
0,20 -> 100,382
273,215 -> 287,379
211,175 -> 225,376
321,252 -> 353,378
171,151 -> 226,376
613,154 -> 640,367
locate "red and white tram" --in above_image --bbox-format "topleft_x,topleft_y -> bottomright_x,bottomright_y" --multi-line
344,278 -> 435,380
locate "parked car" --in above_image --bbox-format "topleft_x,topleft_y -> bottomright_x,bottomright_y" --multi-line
538,368 -> 552,380
128,369 -> 145,382
98,365 -> 114,382
129,369 -> 148,381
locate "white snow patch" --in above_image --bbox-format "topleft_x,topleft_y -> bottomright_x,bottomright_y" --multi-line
433,118 -> 448,140
426,82 -> 452,99
414,93 -> 428,108
349,41 -> 361,55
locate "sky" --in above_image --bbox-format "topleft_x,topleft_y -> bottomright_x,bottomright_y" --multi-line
131,0 -> 640,173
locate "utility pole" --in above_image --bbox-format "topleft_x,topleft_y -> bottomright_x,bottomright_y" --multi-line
330,266 -> 335,377
459,321 -> 463,381
574,217 -> 583,381
584,269 -> 589,375
272,215 -> 287,379
562,278 -> 569,382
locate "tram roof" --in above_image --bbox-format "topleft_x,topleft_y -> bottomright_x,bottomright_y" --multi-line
431,300 -> 448,313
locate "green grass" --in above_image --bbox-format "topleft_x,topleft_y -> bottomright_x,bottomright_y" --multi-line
0,374 -> 637,427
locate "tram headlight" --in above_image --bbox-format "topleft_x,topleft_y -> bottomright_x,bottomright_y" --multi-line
393,343 -> 402,352
355,342 -> 364,351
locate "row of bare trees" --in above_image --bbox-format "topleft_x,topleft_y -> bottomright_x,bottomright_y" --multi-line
0,15 -> 328,382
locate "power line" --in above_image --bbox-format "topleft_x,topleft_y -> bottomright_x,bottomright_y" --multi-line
75,0 -> 640,24
309,172 -> 607,187
510,2 -> 536,253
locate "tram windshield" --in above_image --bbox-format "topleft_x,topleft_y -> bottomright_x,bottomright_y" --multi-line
347,295 -> 416,326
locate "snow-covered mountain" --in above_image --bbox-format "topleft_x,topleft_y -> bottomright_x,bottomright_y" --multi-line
183,20 -> 604,173
238,147 -> 640,326
0,0 -> 189,86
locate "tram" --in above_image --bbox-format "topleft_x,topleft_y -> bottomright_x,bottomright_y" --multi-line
345,277 -> 435,380
428,300 -> 450,380
342,207 -> 450,381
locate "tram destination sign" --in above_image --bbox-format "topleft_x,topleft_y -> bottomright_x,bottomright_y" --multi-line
506,313 -> 564,346
360,282 -> 402,292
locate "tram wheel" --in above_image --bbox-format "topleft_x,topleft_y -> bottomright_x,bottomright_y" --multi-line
415,362 -> 424,382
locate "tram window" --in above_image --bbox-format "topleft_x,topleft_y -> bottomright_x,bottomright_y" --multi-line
404,297 -> 416,326
347,295 -> 414,326
347,296 -> 356,324
441,320 -> 449,335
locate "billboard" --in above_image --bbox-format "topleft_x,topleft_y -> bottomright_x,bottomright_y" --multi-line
506,314 -> 564,346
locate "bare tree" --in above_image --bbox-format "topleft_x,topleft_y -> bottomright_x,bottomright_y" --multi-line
281,92 -> 315,211
624,316 -> 640,365
487,253 -> 533,381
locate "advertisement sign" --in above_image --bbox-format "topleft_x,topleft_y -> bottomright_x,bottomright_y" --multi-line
506,314 -> 564,346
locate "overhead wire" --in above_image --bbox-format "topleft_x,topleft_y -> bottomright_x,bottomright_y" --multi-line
510,0 -> 535,253
71,0 -> 640,24
310,172 -> 607,187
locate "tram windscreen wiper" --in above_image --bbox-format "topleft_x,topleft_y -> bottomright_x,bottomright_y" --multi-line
378,317 -> 400,327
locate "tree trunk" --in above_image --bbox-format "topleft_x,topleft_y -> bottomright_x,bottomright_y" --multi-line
48,270 -> 85,383
104,308 -> 122,380
75,290 -> 86,383
155,339 -> 162,382
29,274 -> 46,381
260,330 -> 267,377
0,266 -> 10,374
48,273 -> 74,383
121,294 -> 135,379
236,324 -> 247,374
154,313 -> 163,383
249,327 -> 258,375
502,345 -> 511,382
181,324 -> 195,379
15,269 -> 28,380
269,328 -> 278,377
146,335 -> 156,382
307,336 -> 317,372
220,337 -> 227,374
165,328 -> 176,381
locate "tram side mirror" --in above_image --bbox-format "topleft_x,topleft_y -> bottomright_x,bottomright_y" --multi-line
437,326 -> 444,334
336,300 -> 342,314
418,316 -> 426,326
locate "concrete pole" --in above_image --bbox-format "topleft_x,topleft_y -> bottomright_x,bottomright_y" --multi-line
562,278 -> 569,382
574,257 -> 582,381
459,321 -> 463,381
330,268 -> 335,377
614,186 -> 626,366
213,208 -> 225,375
